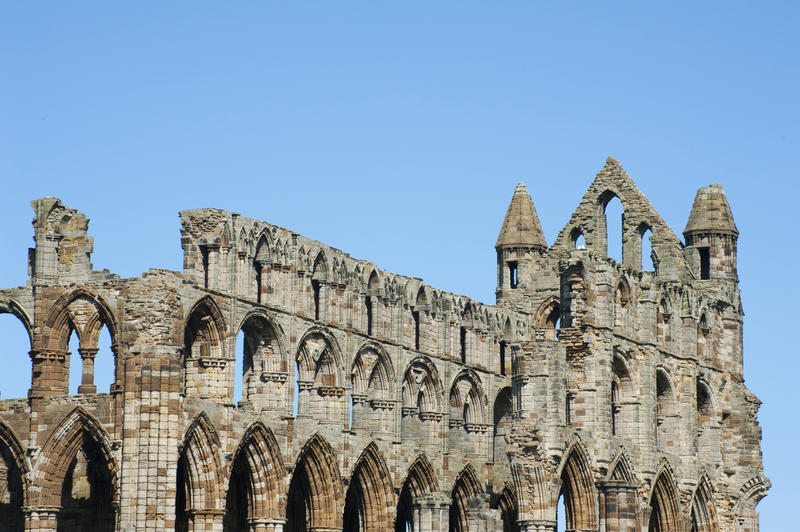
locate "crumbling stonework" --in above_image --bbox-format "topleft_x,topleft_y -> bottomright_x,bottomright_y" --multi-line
0,158 -> 767,531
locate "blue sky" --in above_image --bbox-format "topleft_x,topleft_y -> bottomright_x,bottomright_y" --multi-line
1,2 -> 797,528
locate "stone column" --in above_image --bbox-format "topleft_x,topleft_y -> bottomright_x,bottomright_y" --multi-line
518,520 -> 556,532
23,506 -> 60,532
77,347 -> 98,394
598,481 -> 639,532
189,508 -> 225,532
412,492 -> 450,532
249,517 -> 285,532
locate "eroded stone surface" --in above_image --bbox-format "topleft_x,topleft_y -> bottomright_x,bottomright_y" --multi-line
0,159 -> 767,531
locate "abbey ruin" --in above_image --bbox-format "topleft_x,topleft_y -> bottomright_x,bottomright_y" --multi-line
0,158 -> 767,531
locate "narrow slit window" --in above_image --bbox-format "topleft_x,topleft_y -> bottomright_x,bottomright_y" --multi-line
366,296 -> 373,336
412,310 -> 420,350
699,247 -> 710,280
499,342 -> 507,375
508,262 -> 518,288
200,246 -> 210,288
460,327 -> 467,363
311,280 -> 321,320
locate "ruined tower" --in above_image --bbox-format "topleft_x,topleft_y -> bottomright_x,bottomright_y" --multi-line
0,159 -> 766,532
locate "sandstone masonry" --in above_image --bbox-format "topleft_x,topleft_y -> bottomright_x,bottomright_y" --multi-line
0,158 -> 767,532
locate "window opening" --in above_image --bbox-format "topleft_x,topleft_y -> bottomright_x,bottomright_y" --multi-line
611,380 -> 620,436
508,262 -> 518,288
94,325 -> 114,394
235,330 -> 245,405
557,492 -> 566,531
255,264 -> 263,303
699,247 -> 710,280
366,296 -> 373,336
574,233 -> 586,249
642,228 -> 655,271
200,246 -> 210,288
565,392 -> 572,424
459,327 -> 467,363
68,330 -> 81,395
412,310 -> 420,350
604,195 -> 624,262
0,314 -> 31,399
499,342 -> 507,376
311,280 -> 321,320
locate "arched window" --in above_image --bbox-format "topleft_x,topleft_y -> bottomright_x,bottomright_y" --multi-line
656,369 -> 677,451
571,228 -> 586,250
413,287 -> 427,351
493,388 -> 513,464
0,313 -> 31,399
614,279 -> 631,330
311,253 -> 328,321
640,225 -> 655,271
69,330 -> 81,395
253,235 -> 270,303
603,193 -> 624,262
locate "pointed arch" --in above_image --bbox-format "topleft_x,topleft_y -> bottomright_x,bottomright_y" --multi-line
177,413 -> 224,517
733,476 -> 769,531
558,440 -> 598,532
0,422 -> 28,531
236,310 -> 288,409
402,356 -> 444,415
607,448 -> 637,484
312,251 -> 329,281
534,296 -> 560,340
253,230 -> 272,303
343,442 -> 395,532
224,422 -> 285,530
35,408 -> 117,531
43,289 -> 118,351
184,296 -> 227,399
449,370 -> 488,426
286,433 -> 343,531
394,454 -> 439,532
449,464 -> 483,532
496,483 -> 519,532
648,462 -> 681,532
296,327 -> 344,387
350,342 -> 396,433
367,269 -> 381,294
690,474 -> 718,532
613,276 -> 631,329
493,387 -> 514,464
0,298 -> 32,345
656,367 -> 677,450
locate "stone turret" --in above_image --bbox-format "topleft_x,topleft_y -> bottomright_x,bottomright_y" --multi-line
683,184 -> 738,281
495,183 -> 546,310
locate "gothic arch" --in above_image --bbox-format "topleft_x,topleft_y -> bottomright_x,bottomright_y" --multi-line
690,474 -> 718,532
312,251 -> 329,281
342,442 -> 395,532
534,296 -> 560,340
351,342 -> 395,399
0,421 -> 28,531
647,462 -> 681,532
394,454 -> 439,532
296,327 -> 344,386
286,433 -> 343,532
35,408 -> 118,532
496,483 -> 519,532
557,439 -> 598,531
184,296 -> 227,399
449,464 -> 483,532
614,276 -> 632,329
236,309 -> 288,408
402,356 -> 444,415
177,413 -> 225,516
43,289 -> 118,351
732,476 -> 769,531
184,296 -> 226,357
224,422 -> 285,530
449,369 -> 488,426
0,298 -> 32,345
607,448 -> 637,484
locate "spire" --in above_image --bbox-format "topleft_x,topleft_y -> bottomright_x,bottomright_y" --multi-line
496,183 -> 547,250
684,184 -> 738,237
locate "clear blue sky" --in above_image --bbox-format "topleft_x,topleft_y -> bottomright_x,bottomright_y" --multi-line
1,2 -> 797,528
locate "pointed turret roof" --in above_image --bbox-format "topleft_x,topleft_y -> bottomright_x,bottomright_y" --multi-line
684,184 -> 738,237
496,183 -> 547,250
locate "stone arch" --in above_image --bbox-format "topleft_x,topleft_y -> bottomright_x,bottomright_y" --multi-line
493,386 -> 513,464
557,440 -> 598,531
342,442 -> 395,532
570,227 -> 586,249
0,298 -> 32,345
613,276 -> 632,330
496,483 -> 519,532
43,289 -> 118,351
449,370 -> 488,426
647,462 -> 681,532
0,422 -> 28,531
607,448 -> 637,484
286,433 -> 343,532
656,294 -> 673,346
611,349 -> 634,438
690,474 -> 718,532
35,408 -> 117,531
732,476 -> 769,532
350,342 -> 396,433
367,269 -> 381,294
224,422 -> 285,531
394,454 -> 439,532
184,296 -> 227,399
0,299 -> 33,400
599,189 -> 624,261
365,269 -> 381,336
295,327 -> 346,424
656,367 -> 678,450
449,464 -> 482,532
176,412 -> 225,528
236,310 -> 288,410
402,356 -> 444,416
252,230 -> 272,303
534,296 -> 560,340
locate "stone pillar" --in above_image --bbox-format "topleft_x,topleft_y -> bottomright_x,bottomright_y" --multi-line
518,520 -> 556,532
28,349 -> 68,399
77,347 -> 98,394
249,517 -> 285,532
466,497 -> 502,532
23,506 -> 60,532
189,508 -> 225,531
412,492 -> 450,532
598,481 -> 639,532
